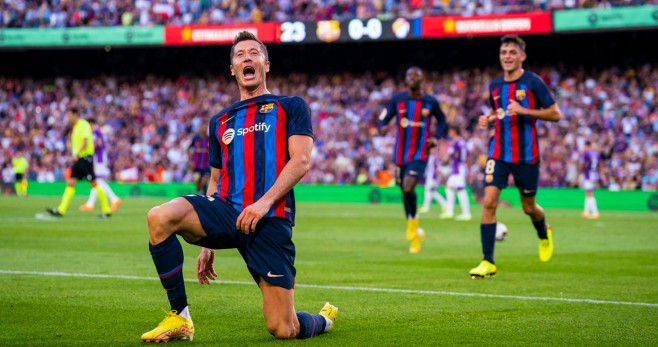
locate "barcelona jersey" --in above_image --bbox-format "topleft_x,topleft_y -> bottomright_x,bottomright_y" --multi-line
208,94 -> 314,225
379,92 -> 446,166
189,135 -> 210,170
488,70 -> 555,165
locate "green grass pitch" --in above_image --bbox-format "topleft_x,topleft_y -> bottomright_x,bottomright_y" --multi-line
1,195 -> 657,346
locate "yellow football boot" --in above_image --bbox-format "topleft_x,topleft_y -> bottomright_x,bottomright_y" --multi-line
141,309 -> 194,343
469,260 -> 497,279
406,218 -> 419,241
539,224 -> 554,262
409,228 -> 425,254
319,302 -> 338,330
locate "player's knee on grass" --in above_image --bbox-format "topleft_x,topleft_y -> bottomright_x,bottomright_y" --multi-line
267,322 -> 298,340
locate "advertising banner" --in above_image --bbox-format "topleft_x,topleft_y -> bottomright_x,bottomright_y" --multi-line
0,26 -> 163,47
422,12 -> 552,38
277,17 -> 422,44
554,5 -> 658,31
164,23 -> 277,45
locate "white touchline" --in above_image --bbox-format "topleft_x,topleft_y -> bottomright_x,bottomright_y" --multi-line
1,270 -> 656,308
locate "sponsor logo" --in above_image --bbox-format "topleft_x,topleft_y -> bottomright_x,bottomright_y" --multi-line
496,108 -> 505,119
267,271 -> 284,278
485,174 -> 493,183
515,89 -> 526,101
392,18 -> 410,39
317,20 -> 340,42
221,115 -> 235,125
259,103 -> 274,113
400,118 -> 409,128
222,128 -> 235,145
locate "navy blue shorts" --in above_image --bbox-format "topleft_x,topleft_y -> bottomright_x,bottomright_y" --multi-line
396,160 -> 427,185
193,168 -> 211,177
483,158 -> 539,197
182,194 -> 296,289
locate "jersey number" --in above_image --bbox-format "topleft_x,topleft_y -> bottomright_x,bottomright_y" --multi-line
485,159 -> 496,174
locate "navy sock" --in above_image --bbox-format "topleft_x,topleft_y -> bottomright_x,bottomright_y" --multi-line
149,234 -> 187,313
403,192 -> 417,218
481,223 -> 496,264
533,216 -> 548,239
296,312 -> 327,339
401,192 -> 411,218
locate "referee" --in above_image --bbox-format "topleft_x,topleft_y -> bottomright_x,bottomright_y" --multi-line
47,107 -> 111,218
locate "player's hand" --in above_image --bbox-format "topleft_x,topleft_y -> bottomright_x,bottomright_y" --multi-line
236,199 -> 271,234
478,114 -> 493,129
425,138 -> 438,149
196,247 -> 217,285
507,99 -> 525,116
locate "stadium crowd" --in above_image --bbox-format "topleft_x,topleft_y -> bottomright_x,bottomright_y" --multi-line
1,0 -> 655,28
1,64 -> 657,192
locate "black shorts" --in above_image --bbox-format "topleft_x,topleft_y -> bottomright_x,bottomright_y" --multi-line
182,194 -> 296,289
71,156 -> 96,181
483,158 -> 539,197
15,173 -> 23,181
396,160 -> 428,186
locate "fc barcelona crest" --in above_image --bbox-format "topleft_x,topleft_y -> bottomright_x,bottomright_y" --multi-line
421,108 -> 430,117
259,103 -> 274,113
515,90 -> 526,101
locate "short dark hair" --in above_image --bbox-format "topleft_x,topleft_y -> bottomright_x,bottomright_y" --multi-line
448,125 -> 461,135
69,107 -> 80,115
230,31 -> 268,62
500,34 -> 526,52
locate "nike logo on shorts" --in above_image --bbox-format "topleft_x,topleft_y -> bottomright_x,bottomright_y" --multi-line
523,189 -> 535,194
267,271 -> 284,278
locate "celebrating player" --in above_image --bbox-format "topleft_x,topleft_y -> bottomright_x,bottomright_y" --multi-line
378,67 -> 447,253
469,35 -> 561,278
46,107 -> 112,218
440,126 -> 472,221
141,31 -> 336,342
578,141 -> 606,219
188,123 -> 211,194
79,119 -> 121,212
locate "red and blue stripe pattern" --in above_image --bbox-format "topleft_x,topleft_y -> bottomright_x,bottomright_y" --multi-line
158,263 -> 183,279
215,100 -> 291,221
393,99 -> 434,166
191,136 -> 209,170
489,81 -> 541,164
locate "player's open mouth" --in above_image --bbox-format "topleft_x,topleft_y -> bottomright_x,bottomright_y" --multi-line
243,66 -> 256,79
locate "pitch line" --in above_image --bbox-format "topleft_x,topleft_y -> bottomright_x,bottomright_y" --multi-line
1,270 -> 656,308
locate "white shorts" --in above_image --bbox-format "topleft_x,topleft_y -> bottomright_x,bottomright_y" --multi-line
583,179 -> 596,192
447,174 -> 466,189
94,163 -> 110,179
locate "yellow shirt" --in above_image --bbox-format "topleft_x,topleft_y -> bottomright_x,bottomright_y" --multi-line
12,157 -> 28,174
71,119 -> 94,158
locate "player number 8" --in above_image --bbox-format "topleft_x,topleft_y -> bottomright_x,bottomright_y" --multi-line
485,159 -> 495,174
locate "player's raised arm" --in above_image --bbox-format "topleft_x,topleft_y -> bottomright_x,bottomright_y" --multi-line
236,134 -> 313,234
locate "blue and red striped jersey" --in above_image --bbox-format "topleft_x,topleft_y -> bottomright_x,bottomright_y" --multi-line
488,70 -> 555,165
208,94 -> 314,225
379,92 -> 446,166
189,135 -> 210,170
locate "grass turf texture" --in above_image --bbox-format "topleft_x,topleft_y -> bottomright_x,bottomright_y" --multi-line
1,196 -> 657,346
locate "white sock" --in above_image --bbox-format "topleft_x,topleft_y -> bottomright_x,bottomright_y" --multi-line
432,191 -> 446,206
457,189 -> 470,216
320,315 -> 331,332
585,196 -> 593,213
97,179 -> 118,203
422,187 -> 432,209
179,306 -> 191,320
85,187 -> 97,207
445,188 -> 455,214
589,196 -> 598,214
584,197 -> 589,214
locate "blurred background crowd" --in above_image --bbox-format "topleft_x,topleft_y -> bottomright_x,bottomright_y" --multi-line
1,64 -> 657,191
2,0 -> 655,28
